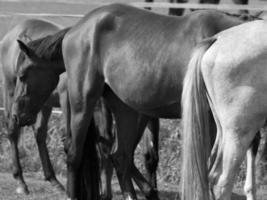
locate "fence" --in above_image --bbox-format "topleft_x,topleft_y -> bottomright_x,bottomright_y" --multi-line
1,1 -> 267,18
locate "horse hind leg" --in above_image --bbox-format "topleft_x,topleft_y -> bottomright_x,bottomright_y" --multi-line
110,110 -> 139,200
99,150 -> 113,200
131,116 -> 159,200
143,117 -> 159,190
244,132 -> 260,200
32,106 -> 65,193
209,117 -> 263,200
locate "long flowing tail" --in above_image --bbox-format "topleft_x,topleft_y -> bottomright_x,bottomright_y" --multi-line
181,37 -> 216,200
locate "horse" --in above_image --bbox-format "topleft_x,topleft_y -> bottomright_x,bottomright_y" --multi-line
181,19 -> 267,200
0,19 -> 160,199
0,19 -> 65,194
10,4 -> 260,200
145,0 -> 249,16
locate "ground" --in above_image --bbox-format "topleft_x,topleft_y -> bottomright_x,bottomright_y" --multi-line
0,172 -> 266,200
0,172 -> 179,200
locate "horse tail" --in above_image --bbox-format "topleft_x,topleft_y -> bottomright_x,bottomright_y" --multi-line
181,37 -> 217,200
78,117 -> 101,200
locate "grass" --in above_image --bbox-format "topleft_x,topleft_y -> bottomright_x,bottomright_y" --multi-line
0,115 -> 266,199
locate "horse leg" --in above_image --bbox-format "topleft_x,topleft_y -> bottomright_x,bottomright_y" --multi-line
65,73 -> 104,199
143,118 -> 159,190
7,124 -> 29,194
244,132 -> 260,200
32,106 -> 65,193
132,115 -> 159,200
209,120 -> 262,200
3,85 -> 29,194
99,148 -> 113,200
110,108 -> 140,200
111,108 -> 158,200
95,101 -> 114,200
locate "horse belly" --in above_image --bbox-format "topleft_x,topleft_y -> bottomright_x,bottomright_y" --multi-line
104,68 -> 181,119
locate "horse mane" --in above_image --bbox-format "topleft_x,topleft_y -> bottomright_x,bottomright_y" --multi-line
27,27 -> 71,61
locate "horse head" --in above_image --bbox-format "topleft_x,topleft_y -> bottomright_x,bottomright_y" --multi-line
12,40 -> 61,126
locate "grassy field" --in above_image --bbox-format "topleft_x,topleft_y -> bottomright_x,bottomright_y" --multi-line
0,173 -> 266,200
0,116 -> 266,199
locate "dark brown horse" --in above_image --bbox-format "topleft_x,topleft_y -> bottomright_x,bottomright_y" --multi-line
145,0 -> 249,16
11,4 -> 260,200
0,19 -> 160,199
0,19 -> 65,194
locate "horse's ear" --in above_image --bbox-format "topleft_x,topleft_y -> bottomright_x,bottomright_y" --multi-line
17,40 -> 36,59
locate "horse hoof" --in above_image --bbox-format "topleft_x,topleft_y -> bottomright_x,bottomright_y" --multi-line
16,186 -> 29,195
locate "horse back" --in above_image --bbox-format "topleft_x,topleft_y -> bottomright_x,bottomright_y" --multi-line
62,4 -> 248,117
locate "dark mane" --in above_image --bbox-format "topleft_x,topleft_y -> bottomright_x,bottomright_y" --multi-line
28,27 -> 71,61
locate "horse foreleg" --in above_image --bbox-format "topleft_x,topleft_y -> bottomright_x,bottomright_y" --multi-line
244,132 -> 260,200
4,86 -> 29,194
32,106 -> 65,193
143,118 -> 159,190
7,122 -> 29,194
